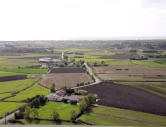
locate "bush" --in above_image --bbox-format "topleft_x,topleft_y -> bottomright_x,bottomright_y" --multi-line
52,109 -> 59,121
66,88 -> 74,94
50,83 -> 56,93
70,100 -> 77,105
70,110 -> 77,121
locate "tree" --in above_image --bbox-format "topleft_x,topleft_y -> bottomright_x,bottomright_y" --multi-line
52,109 -> 59,121
24,106 -> 31,119
83,96 -> 90,107
87,94 -> 96,105
78,100 -> 87,113
101,61 -> 105,65
93,62 -> 98,66
70,110 -> 77,121
64,55 -> 68,60
31,108 -> 39,119
66,88 -> 74,94
50,83 -> 55,93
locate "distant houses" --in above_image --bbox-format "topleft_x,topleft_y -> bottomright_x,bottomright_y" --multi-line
47,89 -> 84,103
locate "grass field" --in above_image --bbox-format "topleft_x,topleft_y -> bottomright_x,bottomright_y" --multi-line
79,105 -> 166,127
132,59 -> 166,68
107,59 -> 132,65
115,81 -> 166,98
19,120 -> 80,125
6,84 -> 49,101
0,71 -> 21,77
154,59 -> 166,65
0,68 -> 48,74
0,79 -> 37,93
0,93 -> 11,100
85,50 -> 115,56
74,58 -> 111,63
30,101 -> 79,120
0,102 -> 25,118
0,58 -> 40,68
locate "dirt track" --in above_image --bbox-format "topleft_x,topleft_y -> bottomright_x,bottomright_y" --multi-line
82,81 -> 166,116
0,75 -> 27,82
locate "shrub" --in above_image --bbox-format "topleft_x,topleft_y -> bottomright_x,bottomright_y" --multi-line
52,109 -> 59,121
70,100 -> 77,105
50,83 -> 56,93
70,110 -> 77,121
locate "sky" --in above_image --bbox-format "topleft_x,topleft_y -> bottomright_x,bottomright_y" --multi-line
0,0 -> 166,40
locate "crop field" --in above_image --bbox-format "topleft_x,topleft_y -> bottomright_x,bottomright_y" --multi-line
82,82 -> 166,116
0,79 -> 36,94
115,82 -> 166,98
0,102 -> 25,118
0,68 -> 48,74
6,84 -> 49,101
34,73 -> 92,89
79,105 -> 166,127
93,65 -> 166,81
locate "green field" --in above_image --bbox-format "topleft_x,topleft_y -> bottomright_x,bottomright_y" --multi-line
6,84 -> 49,101
0,68 -> 48,74
19,120 -> 80,125
0,93 -> 11,100
0,79 -> 37,94
0,58 -> 40,68
0,71 -> 21,77
154,59 -> 166,65
107,59 -> 132,65
0,102 -> 25,117
115,81 -> 166,98
0,53 -> 58,68
74,58 -> 111,63
85,50 -> 115,56
132,59 -> 166,68
79,105 -> 166,127
32,101 -> 79,120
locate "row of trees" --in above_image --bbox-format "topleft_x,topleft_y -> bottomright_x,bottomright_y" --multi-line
78,94 -> 96,113
15,95 -> 47,120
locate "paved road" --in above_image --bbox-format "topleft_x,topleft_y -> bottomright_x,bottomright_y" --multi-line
72,63 -> 101,89
62,51 -> 64,60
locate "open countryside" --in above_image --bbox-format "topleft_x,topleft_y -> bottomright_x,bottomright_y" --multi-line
1,40 -> 166,126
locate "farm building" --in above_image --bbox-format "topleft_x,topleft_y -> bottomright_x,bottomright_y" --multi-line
47,89 -> 84,103
39,58 -> 61,63
64,95 -> 84,103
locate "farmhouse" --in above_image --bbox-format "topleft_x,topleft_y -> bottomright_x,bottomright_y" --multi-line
47,89 -> 84,103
